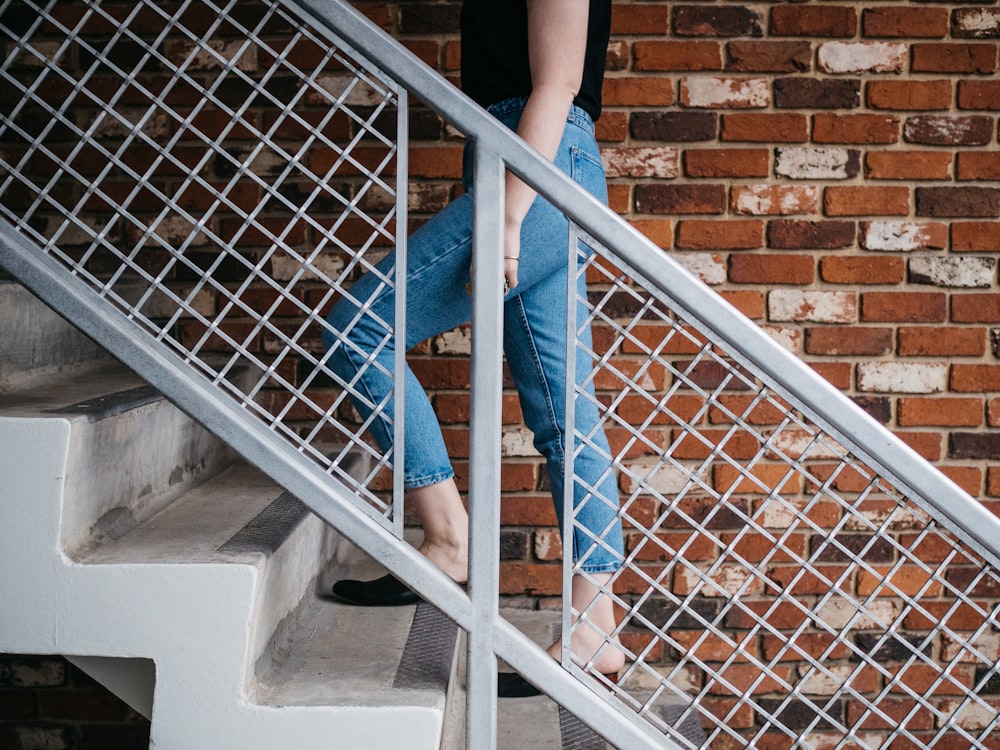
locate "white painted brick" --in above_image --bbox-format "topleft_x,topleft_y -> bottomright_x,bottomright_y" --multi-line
953,8 -> 1000,37
762,325 -> 802,352
602,147 -> 679,178
861,221 -> 945,252
768,290 -> 856,324
936,700 -> 998,731
672,252 -> 726,285
315,75 -> 390,106
857,362 -> 948,394
501,426 -> 539,457
58,216 -> 118,246
732,185 -> 818,215
817,42 -> 907,74
90,109 -> 171,140
622,457 -> 702,495
679,564 -> 761,597
433,326 -> 471,355
942,631 -> 1000,663
769,429 -> 842,460
909,256 -> 995,288
903,116 -> 989,145
815,598 -> 900,630
679,77 -> 770,108
774,147 -> 856,180
173,40 -> 259,72
13,40 -> 66,68
270,251 -> 345,282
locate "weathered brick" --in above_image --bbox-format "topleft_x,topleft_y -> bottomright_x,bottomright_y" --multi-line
675,220 -> 764,250
673,252 -> 725,284
775,147 -> 860,180
952,365 -> 1000,392
602,147 -> 680,178
679,76 -> 770,108
953,7 -> 1000,38
813,113 -> 900,144
725,40 -> 812,73
858,362 -> 948,394
904,115 -> 994,146
602,76 -> 675,106
916,187 -> 1000,218
957,80 -> 1000,110
864,7 -> 950,38
771,5 -> 857,37
868,80 -> 952,111
731,185 -> 817,215
805,327 -> 893,356
861,292 -> 947,322
774,78 -> 860,109
728,253 -> 814,284
909,256 -> 996,288
604,40 -> 628,72
898,327 -> 986,357
634,184 -> 725,214
768,290 -> 856,323
769,220 -> 856,249
673,5 -> 764,37
957,152 -> 1000,181
634,41 -> 722,71
720,113 -> 808,142
865,151 -> 952,180
820,256 -> 906,285
950,433 -> 1000,461
911,43 -> 998,74
952,293 -> 1000,323
824,186 -> 910,217
817,42 -> 907,74
899,397 -> 983,427
861,220 -> 949,252
952,221 -> 1000,252
630,111 -> 718,142
684,148 -> 770,178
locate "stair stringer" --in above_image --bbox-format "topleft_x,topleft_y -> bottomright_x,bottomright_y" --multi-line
0,415 -> 450,749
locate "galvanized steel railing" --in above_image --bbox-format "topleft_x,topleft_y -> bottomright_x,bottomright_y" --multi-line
2,1 -> 1000,748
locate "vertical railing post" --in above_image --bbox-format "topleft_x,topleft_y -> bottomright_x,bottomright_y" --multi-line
466,144 -> 506,749
391,87 -> 408,538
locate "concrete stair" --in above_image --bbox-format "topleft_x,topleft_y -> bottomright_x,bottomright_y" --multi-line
0,279 -> 460,748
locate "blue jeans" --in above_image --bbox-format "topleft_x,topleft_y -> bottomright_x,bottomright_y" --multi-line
324,98 -> 624,573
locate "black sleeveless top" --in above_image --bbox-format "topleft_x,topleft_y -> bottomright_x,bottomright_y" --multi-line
460,0 -> 611,122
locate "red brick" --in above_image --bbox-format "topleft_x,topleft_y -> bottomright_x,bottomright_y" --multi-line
863,7 -> 949,38
629,219 -> 674,249
602,77 -> 675,106
957,80 -> 1000,111
634,41 -> 722,71
952,293 -> 1000,323
912,44 -> 998,74
720,113 -> 809,142
991,400 -> 1000,429
499,562 -> 561,595
725,41 -> 813,73
861,292 -> 947,323
675,220 -> 764,250
820,256 -> 906,285
595,111 -> 628,142
824,186 -> 910,216
940,466 -> 985,496
611,4 -> 670,35
729,254 -> 814,284
673,5 -> 763,38
634,184 -> 725,214
606,184 -> 631,214
867,80 -> 952,110
408,146 -> 462,179
684,148 -> 770,178
720,290 -> 766,319
805,327 -> 893,356
899,398 -> 984,427
956,152 -> 1000,181
813,113 -> 900,144
952,365 -> 1000,392
770,5 -> 858,38
952,221 -> 1000,252
898,326 -> 986,356
865,151 -> 952,180
500,496 -> 557,526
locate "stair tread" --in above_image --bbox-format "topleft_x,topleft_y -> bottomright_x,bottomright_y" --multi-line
80,462 -> 293,565
0,362 -> 150,418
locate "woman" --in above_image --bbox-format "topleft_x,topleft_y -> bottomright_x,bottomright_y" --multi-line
323,0 -> 625,695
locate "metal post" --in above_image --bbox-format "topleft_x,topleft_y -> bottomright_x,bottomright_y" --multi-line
466,144 -> 506,750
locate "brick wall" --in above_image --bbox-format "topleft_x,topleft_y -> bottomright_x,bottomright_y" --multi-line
351,0 -> 1000,600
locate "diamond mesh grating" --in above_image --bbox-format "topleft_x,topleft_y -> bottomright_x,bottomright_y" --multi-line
0,0 -> 404,523
570,232 -> 1000,748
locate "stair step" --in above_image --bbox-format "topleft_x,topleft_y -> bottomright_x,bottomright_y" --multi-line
0,279 -> 119,392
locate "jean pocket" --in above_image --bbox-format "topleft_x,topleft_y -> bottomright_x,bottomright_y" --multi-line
570,145 -> 608,203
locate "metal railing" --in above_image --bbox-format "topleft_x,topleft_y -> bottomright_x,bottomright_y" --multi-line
2,1 -> 999,748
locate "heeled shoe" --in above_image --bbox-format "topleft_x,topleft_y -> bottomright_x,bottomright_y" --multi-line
497,670 -> 620,698
330,573 -> 421,606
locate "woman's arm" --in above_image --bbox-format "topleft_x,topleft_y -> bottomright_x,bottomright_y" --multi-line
503,0 -> 589,291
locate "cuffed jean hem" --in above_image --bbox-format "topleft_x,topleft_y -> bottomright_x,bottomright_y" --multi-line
576,561 -> 623,574
403,467 -> 456,490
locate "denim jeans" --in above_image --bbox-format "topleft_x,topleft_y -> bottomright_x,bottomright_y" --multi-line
324,97 -> 624,573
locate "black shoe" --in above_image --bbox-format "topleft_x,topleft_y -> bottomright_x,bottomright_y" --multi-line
331,573 -> 421,606
497,672 -> 541,698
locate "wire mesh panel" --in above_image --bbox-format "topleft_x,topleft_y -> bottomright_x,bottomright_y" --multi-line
569,228 -> 1000,749
0,0 -> 406,526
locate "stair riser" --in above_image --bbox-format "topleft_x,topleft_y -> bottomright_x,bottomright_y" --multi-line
0,281 -> 116,391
